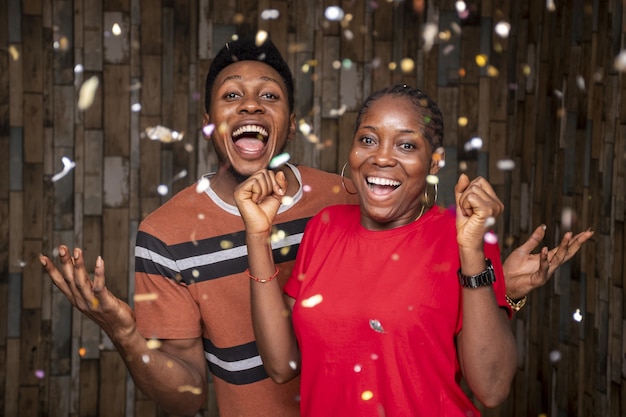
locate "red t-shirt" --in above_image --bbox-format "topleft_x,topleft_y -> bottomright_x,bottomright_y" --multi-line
285,204 -> 510,417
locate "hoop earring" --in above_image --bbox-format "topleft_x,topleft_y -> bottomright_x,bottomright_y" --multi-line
340,162 -> 357,195
424,183 -> 438,207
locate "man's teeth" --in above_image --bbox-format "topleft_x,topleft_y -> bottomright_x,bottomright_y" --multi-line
367,177 -> 401,187
232,125 -> 268,138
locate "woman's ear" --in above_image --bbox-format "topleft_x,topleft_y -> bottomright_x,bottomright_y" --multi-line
430,148 -> 445,175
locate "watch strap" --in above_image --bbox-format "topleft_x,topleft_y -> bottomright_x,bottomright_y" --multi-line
457,258 -> 496,288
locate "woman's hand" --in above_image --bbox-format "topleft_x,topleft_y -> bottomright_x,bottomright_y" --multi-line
454,174 -> 504,252
234,170 -> 288,235
503,225 -> 594,299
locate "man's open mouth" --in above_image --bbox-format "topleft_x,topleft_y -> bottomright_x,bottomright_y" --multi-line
232,125 -> 269,153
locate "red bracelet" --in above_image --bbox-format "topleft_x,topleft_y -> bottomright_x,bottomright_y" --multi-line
246,266 -> 280,283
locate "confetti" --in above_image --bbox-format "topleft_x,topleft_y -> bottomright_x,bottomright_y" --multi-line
422,23 -> 438,52
177,385 -> 203,395
145,125 -> 184,143
457,117 -> 468,127
361,390 -> 374,401
400,58 -> 415,73
146,339 -> 162,349
496,159 -> 516,171
289,361 -> 298,370
369,319 -> 385,333
51,156 -> 77,182
494,21 -> 511,38
426,174 -> 439,185
270,152 -> 291,168
475,54 -> 488,67
112,23 -> 122,36
134,293 -> 158,302
301,294 -> 323,308
196,177 -> 210,193
35,370 -> 45,379
324,6 -> 345,21
549,350 -> 561,362
354,364 -> 362,372
260,9 -> 280,20
9,45 -> 20,61
484,231 -> 498,244
79,347 -> 87,357
613,50 -> 626,72
78,76 -> 100,111
255,30 -> 268,46
141,354 -> 150,364
573,309 -> 583,322
157,184 -> 169,196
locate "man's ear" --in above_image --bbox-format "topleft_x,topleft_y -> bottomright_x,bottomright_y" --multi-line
288,113 -> 297,141
430,148 -> 445,175
202,113 -> 211,140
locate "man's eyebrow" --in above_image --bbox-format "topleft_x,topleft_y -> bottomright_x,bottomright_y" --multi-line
219,74 -> 282,86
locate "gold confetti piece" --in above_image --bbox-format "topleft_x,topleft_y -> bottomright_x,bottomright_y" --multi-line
9,45 -> 20,61
388,62 -> 397,71
522,64 -> 532,76
475,54 -> 488,67
177,385 -> 203,395
487,65 -> 499,77
301,294 -> 323,308
146,339 -> 162,349
79,347 -> 87,357
361,390 -> 374,401
220,240 -> 233,249
457,116 -> 468,127
255,30 -> 268,46
134,293 -> 158,302
280,246 -> 291,256
400,58 -> 415,73
78,76 -> 100,111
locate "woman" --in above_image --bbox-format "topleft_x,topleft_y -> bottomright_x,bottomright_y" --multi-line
235,85 -> 517,416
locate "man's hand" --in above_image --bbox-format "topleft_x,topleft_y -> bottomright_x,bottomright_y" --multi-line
40,245 -> 137,341
503,225 -> 594,300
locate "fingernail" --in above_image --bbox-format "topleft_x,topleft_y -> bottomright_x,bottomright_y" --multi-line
39,254 -> 47,266
74,248 -> 80,258
96,256 -> 102,268
541,224 -> 547,230
59,247 -> 66,256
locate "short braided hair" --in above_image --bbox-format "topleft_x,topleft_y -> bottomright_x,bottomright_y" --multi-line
204,37 -> 295,114
354,84 -> 444,150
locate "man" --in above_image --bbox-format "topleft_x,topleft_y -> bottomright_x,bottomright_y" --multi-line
39,37 -> 593,417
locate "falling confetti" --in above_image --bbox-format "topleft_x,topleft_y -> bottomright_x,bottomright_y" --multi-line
301,294 -> 323,308
549,350 -> 561,362
35,370 -> 45,379
196,177 -> 210,193
494,21 -> 511,38
484,231 -> 498,245
51,156 -> 77,182
145,125 -> 184,143
573,308 -> 583,322
260,9 -> 280,20
613,50 -> 626,72
361,390 -> 374,401
177,385 -> 203,395
255,30 -> 268,46
9,45 -> 20,61
112,23 -> 122,36
400,58 -> 415,73
79,347 -> 87,357
270,152 -> 291,168
496,159 -> 516,171
324,6 -> 345,21
369,319 -> 385,333
134,293 -> 158,302
146,339 -> 162,349
78,76 -> 100,110
422,23 -> 438,52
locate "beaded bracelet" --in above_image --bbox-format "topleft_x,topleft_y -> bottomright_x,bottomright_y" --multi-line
246,266 -> 280,283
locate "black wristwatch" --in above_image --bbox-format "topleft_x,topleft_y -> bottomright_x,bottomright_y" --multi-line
458,258 -> 496,288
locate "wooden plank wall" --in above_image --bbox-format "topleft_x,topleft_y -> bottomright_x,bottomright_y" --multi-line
1,0 -> 624,416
